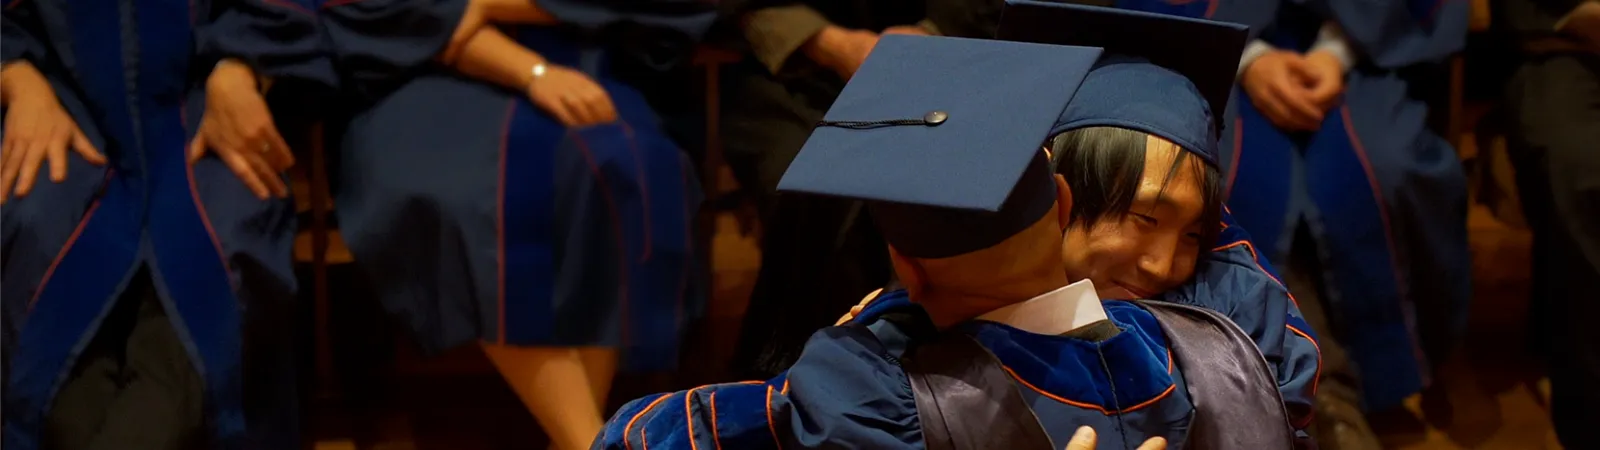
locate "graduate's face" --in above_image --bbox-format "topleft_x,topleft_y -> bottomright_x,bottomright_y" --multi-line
1060,136 -> 1206,300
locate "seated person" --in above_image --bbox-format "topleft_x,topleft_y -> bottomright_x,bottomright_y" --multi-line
3,0 -> 329,447
595,5 -> 1312,449
318,0 -> 712,448
1122,0 -> 1474,426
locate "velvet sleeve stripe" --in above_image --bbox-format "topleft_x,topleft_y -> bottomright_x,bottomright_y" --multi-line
596,380 -> 787,450
1282,315 -> 1323,429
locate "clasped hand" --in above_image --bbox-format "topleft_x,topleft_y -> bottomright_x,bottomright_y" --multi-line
445,0 -> 618,128
1240,49 -> 1344,132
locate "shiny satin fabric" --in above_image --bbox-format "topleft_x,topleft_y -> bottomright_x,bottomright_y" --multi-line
1138,301 -> 1302,449
901,301 -> 1299,450
904,332 -> 1056,450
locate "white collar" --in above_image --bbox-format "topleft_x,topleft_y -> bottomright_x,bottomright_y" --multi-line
975,279 -> 1108,335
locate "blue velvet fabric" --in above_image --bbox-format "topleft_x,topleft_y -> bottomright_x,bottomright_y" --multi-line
1,0 -> 328,447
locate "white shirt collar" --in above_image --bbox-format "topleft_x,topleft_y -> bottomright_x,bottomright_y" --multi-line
975,279 -> 1108,335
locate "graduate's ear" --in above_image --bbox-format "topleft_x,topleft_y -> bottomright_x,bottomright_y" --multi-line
886,244 -> 928,299
1054,173 -> 1073,232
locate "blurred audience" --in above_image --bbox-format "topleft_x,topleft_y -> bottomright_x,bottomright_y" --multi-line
1500,0 -> 1600,446
1114,0 -> 1473,448
318,0 -> 711,448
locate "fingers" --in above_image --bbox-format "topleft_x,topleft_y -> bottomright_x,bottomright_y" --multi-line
1294,65 -> 1342,108
1,134 -> 25,203
561,95 -> 597,126
46,128 -> 68,182
528,68 -> 620,128
545,99 -> 580,127
1065,426 -> 1096,450
14,137 -> 49,197
560,89 -> 617,127
1284,57 -> 1321,85
261,125 -> 295,171
71,130 -> 106,165
584,90 -> 618,125
1137,437 -> 1168,450
246,150 -> 289,198
1265,81 -> 1322,131
189,131 -> 210,164
221,151 -> 271,200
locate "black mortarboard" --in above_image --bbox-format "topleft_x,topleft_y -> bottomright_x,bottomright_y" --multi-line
775,35 -> 1103,259
997,0 -> 1249,165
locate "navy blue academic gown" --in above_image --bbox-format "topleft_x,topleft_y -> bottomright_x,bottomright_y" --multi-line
1159,208 -> 1320,428
1121,0 -> 1471,411
0,0 -> 333,447
598,221 -> 1320,450
596,293 -> 1195,450
320,0 -> 713,369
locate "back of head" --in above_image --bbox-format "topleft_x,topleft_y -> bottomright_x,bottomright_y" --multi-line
776,35 -> 1105,307
877,152 -> 1070,299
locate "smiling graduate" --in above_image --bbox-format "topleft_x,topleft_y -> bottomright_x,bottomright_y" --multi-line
594,5 -> 1313,450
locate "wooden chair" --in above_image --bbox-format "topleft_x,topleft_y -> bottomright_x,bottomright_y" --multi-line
290,122 -> 345,401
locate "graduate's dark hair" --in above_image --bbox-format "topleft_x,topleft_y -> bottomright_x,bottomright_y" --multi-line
1048,126 -> 1225,248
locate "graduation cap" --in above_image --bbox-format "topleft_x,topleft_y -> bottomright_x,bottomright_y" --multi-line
775,35 -> 1104,259
997,0 -> 1250,165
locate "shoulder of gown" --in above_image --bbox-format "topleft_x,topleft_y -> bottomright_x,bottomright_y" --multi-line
596,315 -> 923,450
1160,208 -> 1321,429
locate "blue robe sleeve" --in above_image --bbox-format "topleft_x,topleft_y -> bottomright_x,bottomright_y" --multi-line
534,0 -> 716,38
594,323 -> 921,450
594,377 -> 787,450
1299,0 -> 1469,68
3,0 -> 50,64
195,0 -> 338,88
1161,211 -> 1321,431
318,0 -> 468,96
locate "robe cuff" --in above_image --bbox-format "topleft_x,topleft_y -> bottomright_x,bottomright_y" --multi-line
742,4 -> 833,75
1237,39 -> 1275,78
1309,21 -> 1356,74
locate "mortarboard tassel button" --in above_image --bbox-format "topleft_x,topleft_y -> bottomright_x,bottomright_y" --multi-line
923,111 -> 948,126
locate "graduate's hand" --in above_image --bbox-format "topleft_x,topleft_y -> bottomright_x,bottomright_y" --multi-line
1241,50 -> 1324,132
805,26 -> 880,80
526,64 -> 618,127
189,59 -> 292,200
1301,50 -> 1345,112
0,61 -> 107,205
1065,426 -> 1167,450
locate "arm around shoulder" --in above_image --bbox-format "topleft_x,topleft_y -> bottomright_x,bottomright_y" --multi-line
595,381 -> 786,450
